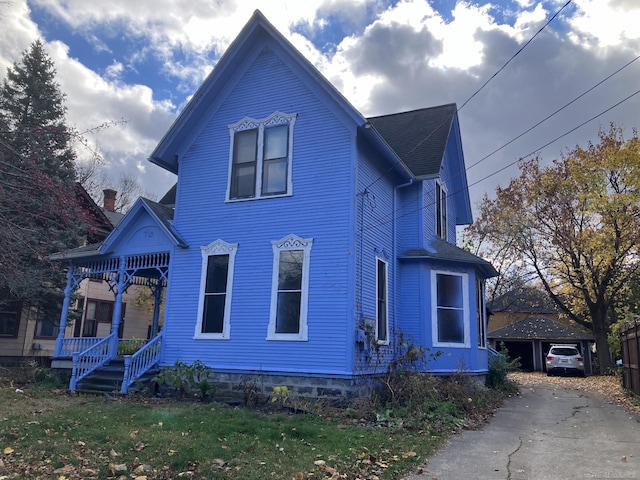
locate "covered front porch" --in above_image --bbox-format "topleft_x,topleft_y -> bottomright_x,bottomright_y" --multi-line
52,252 -> 169,393
50,197 -> 187,393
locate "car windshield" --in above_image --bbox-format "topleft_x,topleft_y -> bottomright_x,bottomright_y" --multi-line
550,347 -> 579,356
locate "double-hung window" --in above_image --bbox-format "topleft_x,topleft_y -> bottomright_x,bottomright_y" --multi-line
195,240 -> 238,339
432,271 -> 469,347
436,180 -> 447,240
228,112 -> 296,201
0,302 -> 20,337
268,234 -> 313,341
376,258 -> 389,344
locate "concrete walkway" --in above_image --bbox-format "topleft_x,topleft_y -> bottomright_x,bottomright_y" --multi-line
406,382 -> 640,480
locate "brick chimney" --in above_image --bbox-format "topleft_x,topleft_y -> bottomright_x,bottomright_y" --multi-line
103,189 -> 117,212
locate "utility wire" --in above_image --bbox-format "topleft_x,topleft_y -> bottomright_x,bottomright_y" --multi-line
363,87 -> 640,232
403,0 -> 574,161
369,52 -> 640,231
466,53 -> 640,172
363,0 -> 574,191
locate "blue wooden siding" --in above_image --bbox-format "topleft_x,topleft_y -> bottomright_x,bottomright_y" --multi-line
107,213 -> 174,255
354,149 -> 396,372
161,44 -> 359,376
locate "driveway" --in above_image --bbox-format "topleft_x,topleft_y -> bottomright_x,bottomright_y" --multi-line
407,375 -> 640,480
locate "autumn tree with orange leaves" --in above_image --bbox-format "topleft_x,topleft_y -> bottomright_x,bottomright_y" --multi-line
467,124 -> 640,373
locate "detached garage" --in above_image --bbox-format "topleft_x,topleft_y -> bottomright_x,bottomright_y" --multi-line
488,315 -> 595,375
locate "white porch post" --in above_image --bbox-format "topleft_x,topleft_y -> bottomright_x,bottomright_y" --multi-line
53,266 -> 74,357
110,255 -> 127,356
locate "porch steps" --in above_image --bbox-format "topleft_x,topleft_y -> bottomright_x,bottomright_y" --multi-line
74,359 -> 159,395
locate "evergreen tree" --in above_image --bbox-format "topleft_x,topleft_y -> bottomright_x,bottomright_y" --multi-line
0,40 -> 85,316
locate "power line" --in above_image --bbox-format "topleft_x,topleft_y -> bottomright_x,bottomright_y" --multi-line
362,0 -> 574,191
362,87 -> 640,232
467,53 -> 640,171
365,52 -> 640,231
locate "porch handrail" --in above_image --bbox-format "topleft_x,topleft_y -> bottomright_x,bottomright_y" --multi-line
121,332 -> 163,394
57,337 -> 102,358
69,333 -> 116,391
488,345 -> 503,360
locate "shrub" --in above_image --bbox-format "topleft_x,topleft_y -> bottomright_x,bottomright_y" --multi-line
486,343 -> 520,392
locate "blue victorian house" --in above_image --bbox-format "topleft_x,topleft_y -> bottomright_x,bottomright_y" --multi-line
52,10 -> 496,397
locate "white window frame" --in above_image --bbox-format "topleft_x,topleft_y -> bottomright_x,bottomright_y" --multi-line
227,111 -> 297,201
267,234 -> 313,341
375,257 -> 389,345
194,239 -> 238,340
431,270 -> 470,348
436,180 -> 447,240
476,278 -> 487,348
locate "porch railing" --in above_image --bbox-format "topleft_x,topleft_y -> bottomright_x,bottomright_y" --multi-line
121,332 -> 163,394
69,333 -> 116,391
58,337 -> 102,358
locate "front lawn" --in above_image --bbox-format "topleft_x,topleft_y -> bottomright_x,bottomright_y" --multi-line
0,371 -> 512,479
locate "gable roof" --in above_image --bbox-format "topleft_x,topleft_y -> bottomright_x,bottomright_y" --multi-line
488,315 -> 594,341
100,198 -> 187,253
150,9 -> 368,175
367,104 -> 456,179
490,286 -> 559,314
399,237 -> 498,278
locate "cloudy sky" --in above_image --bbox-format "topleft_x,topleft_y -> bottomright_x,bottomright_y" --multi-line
1,0 -> 638,214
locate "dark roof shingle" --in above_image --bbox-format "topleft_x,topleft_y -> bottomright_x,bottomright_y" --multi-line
367,103 -> 456,178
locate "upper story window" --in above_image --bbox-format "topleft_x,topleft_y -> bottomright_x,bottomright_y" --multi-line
431,270 -> 469,347
268,234 -> 313,341
436,180 -> 447,240
195,240 -> 238,340
227,112 -> 297,201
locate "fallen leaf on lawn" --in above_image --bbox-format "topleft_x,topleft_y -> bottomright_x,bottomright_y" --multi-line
134,442 -> 146,451
2,448 -> 13,455
130,430 -> 139,438
313,460 -> 326,466
212,459 -> 227,469
167,450 -> 177,456
109,449 -> 120,458
402,451 -> 417,458
221,445 -> 229,450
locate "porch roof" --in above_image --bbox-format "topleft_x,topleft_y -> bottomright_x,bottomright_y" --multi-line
399,237 -> 498,278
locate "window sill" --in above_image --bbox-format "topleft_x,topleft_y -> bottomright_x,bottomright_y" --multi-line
266,334 -> 308,342
226,192 -> 292,203
193,334 -> 230,340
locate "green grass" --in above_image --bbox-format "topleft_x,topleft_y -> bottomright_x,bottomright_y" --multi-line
0,373 -> 509,479
0,390 -> 439,479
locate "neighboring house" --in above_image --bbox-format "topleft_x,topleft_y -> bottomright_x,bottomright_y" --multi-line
51,10 -> 497,397
487,286 -> 594,373
488,285 -> 562,332
0,186 -> 152,365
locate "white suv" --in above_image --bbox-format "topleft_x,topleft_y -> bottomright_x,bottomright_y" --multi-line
545,344 -> 585,377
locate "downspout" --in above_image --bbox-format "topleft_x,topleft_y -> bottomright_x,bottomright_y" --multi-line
393,179 -> 414,356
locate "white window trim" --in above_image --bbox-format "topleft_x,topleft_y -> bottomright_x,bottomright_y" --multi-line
226,111 -> 297,202
436,179 -> 448,241
431,270 -> 470,348
194,239 -> 238,340
476,278 -> 487,349
375,257 -> 389,345
267,234 -> 313,341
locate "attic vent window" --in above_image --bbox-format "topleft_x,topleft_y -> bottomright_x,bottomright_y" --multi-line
227,112 -> 297,201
